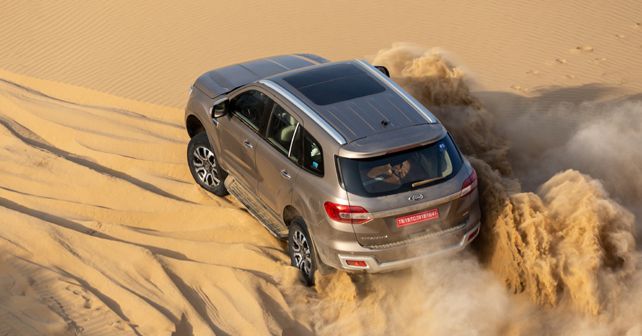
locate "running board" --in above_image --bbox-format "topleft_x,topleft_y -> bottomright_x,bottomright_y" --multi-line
225,176 -> 288,239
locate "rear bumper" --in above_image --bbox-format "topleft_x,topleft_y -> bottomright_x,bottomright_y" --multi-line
317,218 -> 480,273
340,222 -> 479,272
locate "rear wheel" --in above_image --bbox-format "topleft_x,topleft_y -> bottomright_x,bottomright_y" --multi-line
187,132 -> 228,196
288,219 -> 319,286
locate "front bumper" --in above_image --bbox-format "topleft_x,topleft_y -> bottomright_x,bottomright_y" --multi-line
316,216 -> 481,273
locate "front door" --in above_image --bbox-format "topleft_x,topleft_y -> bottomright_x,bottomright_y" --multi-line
218,89 -> 271,190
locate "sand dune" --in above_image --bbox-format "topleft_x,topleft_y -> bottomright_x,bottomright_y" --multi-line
1,1 -> 641,107
1,1 -> 641,335
0,72 -> 306,335
1,49 -> 641,335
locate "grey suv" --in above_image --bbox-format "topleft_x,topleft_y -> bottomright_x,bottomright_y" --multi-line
184,54 -> 481,285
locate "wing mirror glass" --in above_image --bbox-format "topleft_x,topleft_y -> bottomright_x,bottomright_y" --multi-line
211,97 -> 228,119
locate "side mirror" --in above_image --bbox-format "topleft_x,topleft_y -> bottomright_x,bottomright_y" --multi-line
374,65 -> 390,77
211,97 -> 228,119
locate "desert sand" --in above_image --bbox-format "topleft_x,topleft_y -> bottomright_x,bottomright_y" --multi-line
0,1 -> 641,335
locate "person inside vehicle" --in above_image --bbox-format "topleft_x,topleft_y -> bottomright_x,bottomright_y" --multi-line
366,159 -> 412,185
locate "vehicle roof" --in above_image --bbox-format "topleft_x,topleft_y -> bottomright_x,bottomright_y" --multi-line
194,55 -> 443,155
267,60 -> 439,145
194,54 -> 328,98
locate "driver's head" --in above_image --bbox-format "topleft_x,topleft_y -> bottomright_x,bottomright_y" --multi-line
392,160 -> 411,179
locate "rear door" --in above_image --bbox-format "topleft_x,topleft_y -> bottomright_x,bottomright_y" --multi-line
255,101 -> 302,215
218,89 -> 271,190
338,135 -> 474,247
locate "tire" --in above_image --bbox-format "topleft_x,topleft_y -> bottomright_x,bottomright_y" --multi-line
187,132 -> 228,196
288,219 -> 320,286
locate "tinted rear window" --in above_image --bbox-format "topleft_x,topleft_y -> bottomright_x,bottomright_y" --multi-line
282,63 -> 385,105
338,135 -> 463,197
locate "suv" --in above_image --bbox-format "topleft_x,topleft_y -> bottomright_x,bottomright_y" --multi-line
184,54 -> 481,285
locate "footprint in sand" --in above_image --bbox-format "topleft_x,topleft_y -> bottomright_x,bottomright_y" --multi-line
510,84 -> 530,93
555,58 -> 568,65
66,285 -> 92,309
565,74 -> 577,79
82,295 -> 92,309
570,45 -> 594,54
633,22 -> 641,29
615,34 -> 626,39
526,69 -> 541,75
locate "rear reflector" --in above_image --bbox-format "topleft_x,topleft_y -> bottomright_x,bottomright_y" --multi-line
323,201 -> 373,224
461,169 -> 478,197
345,259 -> 368,268
466,225 -> 481,242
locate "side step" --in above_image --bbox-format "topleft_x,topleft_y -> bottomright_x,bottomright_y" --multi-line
225,176 -> 288,239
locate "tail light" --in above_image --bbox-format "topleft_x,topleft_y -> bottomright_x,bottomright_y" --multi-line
461,169 -> 478,197
323,202 -> 373,224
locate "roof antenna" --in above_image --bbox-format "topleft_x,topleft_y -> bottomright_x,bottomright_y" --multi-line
381,120 -> 389,127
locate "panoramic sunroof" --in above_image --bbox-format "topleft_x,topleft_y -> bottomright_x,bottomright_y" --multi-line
283,63 -> 385,105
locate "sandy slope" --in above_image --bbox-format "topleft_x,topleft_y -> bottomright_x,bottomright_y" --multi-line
0,1 -> 641,335
0,71 -> 307,335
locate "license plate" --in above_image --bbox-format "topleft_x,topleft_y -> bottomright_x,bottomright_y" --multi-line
396,209 -> 439,228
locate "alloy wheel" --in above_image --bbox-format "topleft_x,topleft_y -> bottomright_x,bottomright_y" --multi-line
291,229 -> 312,277
192,146 -> 220,187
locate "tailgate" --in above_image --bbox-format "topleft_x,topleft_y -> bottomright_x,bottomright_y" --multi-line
348,174 -> 471,248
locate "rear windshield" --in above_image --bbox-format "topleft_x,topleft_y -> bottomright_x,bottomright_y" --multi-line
337,135 -> 463,197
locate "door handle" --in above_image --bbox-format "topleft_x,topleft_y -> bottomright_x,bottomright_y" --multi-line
243,140 -> 254,149
280,169 -> 291,180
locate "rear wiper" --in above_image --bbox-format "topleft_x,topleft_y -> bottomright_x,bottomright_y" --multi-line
411,176 -> 446,188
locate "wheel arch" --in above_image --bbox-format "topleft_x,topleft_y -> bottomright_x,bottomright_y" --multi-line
186,114 -> 205,138
283,205 -> 303,227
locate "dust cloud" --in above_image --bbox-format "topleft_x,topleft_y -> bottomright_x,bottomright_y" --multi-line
288,44 -> 642,335
492,95 -> 642,232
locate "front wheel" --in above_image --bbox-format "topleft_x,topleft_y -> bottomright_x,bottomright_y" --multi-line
187,132 -> 228,196
288,219 -> 319,286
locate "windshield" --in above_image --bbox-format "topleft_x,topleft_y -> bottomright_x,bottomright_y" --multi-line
338,135 -> 463,197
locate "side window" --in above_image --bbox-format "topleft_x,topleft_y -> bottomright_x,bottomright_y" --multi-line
230,90 -> 270,132
266,103 -> 298,155
302,131 -> 324,176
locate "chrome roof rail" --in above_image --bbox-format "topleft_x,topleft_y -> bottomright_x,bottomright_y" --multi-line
355,59 -> 436,124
